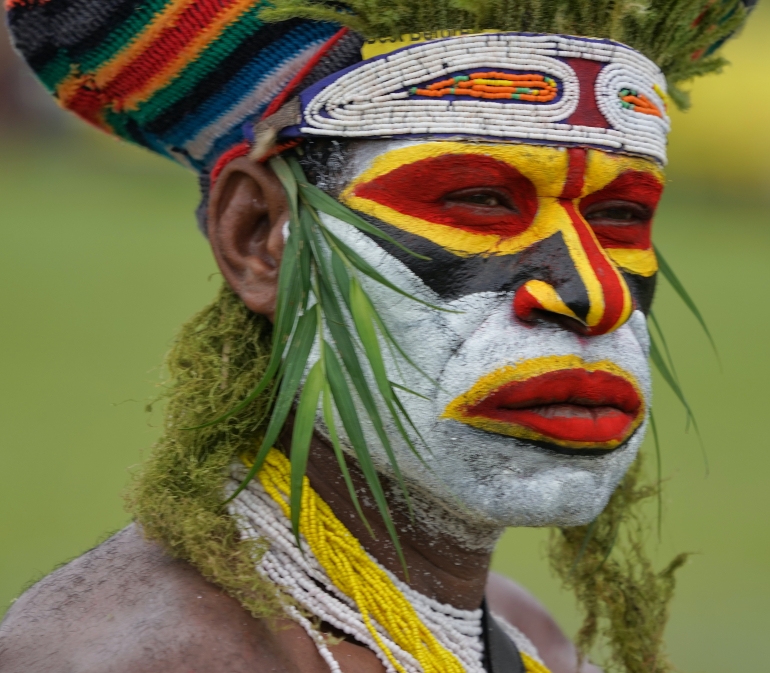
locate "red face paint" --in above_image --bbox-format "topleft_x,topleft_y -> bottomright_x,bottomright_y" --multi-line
579,171 -> 663,250
344,143 -> 662,327
465,367 -> 643,445
352,153 -> 539,239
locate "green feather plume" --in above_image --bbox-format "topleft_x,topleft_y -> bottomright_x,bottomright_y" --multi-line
259,0 -> 752,107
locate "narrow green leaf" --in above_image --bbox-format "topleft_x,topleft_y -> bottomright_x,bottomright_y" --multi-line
258,308 -> 319,458
187,224 -> 303,430
300,201 -> 335,285
274,221 -> 302,331
331,248 -> 352,306
655,245 -> 719,360
270,155 -> 298,215
324,346 -> 408,573
597,522 -> 620,570
389,385 -> 432,455
649,335 -> 694,422
650,333 -> 708,474
321,225 -> 457,313
287,153 -> 307,185
299,250 -> 312,312
569,517 -> 599,578
294,176 -> 430,260
224,308 -> 318,505
649,309 -> 680,385
367,294 -> 443,390
390,381 -> 430,401
290,359 -> 325,543
318,277 -> 416,526
322,378 -> 374,538
349,278 -> 427,467
350,278 -> 391,401
649,409 -> 663,541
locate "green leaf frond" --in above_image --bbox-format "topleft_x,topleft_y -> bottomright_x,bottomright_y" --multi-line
258,0 -> 751,108
214,152 -> 444,574
127,286 -> 286,621
647,245 -> 719,475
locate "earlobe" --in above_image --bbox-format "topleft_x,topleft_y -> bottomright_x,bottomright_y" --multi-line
207,157 -> 290,321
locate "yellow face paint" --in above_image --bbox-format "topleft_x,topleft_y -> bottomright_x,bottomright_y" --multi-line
341,142 -> 664,334
341,143 -> 569,258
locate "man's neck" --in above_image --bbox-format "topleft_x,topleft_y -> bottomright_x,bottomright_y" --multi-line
297,432 -> 503,611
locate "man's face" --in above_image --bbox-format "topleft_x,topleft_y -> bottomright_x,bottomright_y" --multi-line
318,140 -> 663,529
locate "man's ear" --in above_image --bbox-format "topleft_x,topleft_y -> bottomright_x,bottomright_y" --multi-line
207,156 -> 290,321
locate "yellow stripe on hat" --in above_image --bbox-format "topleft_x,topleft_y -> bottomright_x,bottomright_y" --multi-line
121,0 -> 255,111
94,0 -> 201,89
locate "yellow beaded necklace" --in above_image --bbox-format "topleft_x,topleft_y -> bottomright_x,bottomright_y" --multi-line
252,448 -> 551,673
256,448 -> 465,673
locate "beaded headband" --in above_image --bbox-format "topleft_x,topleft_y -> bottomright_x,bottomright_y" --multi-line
276,32 -> 672,165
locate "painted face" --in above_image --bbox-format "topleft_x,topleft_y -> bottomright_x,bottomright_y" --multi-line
317,140 -> 662,530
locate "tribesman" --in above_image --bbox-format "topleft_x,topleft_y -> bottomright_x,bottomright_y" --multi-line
0,1 -> 756,672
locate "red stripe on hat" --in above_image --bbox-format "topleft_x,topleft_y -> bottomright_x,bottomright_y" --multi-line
107,0 -> 238,104
65,0 -> 239,122
65,82 -> 111,128
262,27 -> 349,119
210,141 -> 251,187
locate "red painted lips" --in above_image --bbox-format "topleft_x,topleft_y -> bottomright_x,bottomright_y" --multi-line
468,368 -> 641,446
444,358 -> 645,450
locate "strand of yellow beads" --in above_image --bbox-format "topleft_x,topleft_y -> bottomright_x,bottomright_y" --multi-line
255,448 -> 466,673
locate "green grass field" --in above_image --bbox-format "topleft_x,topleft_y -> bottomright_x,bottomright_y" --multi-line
0,131 -> 767,671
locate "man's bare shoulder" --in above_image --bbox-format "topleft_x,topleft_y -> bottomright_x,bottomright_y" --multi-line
0,525 -> 303,673
486,572 -> 601,673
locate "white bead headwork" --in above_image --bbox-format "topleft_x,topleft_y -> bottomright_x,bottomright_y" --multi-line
283,32 -> 672,164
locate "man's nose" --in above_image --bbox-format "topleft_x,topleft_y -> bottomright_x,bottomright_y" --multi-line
513,154 -> 633,336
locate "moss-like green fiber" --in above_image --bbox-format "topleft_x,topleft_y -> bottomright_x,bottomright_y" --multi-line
259,0 -> 749,107
126,285 -> 284,621
128,281 -> 683,671
548,457 -> 687,673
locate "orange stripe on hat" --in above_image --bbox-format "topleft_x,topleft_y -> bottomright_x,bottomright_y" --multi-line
96,0 -> 204,89
4,0 -> 54,8
120,0 -> 254,111
60,0 -> 252,115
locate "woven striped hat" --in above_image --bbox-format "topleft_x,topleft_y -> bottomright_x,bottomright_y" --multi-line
5,0 -> 756,193
3,0 -> 359,174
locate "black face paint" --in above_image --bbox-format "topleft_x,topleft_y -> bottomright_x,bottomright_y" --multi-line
356,210 -> 657,317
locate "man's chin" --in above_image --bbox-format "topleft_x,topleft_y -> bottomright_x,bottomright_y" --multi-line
512,427 -> 641,457
411,420 -> 645,529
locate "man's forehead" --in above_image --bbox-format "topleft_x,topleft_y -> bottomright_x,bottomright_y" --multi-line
343,140 -> 665,194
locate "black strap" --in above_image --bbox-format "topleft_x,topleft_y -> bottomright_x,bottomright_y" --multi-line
481,599 -> 526,673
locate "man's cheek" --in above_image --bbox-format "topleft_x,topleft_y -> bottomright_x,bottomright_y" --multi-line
319,212 -> 471,383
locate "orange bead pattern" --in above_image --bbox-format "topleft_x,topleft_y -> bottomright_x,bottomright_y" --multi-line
411,72 -> 559,102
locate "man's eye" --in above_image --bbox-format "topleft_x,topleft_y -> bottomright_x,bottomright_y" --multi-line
461,193 -> 503,207
583,200 -> 651,225
444,188 -> 516,211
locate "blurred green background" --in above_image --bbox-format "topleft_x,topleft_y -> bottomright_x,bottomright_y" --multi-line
1,7 -> 768,672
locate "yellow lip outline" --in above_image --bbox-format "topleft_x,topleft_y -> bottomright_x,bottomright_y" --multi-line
442,354 -> 646,450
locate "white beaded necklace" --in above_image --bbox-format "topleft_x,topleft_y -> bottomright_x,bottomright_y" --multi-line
226,464 -> 542,673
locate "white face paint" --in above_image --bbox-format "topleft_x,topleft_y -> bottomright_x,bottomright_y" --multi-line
311,139 -> 655,537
